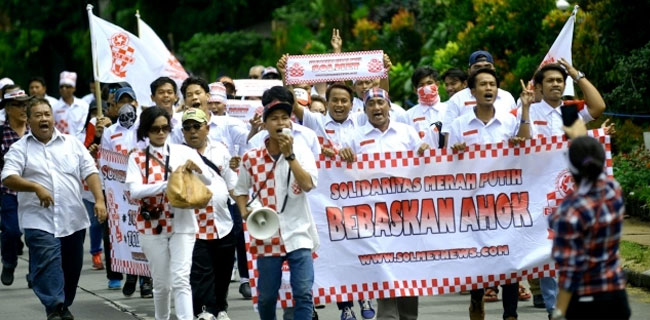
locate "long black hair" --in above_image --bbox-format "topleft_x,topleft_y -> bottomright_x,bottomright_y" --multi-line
568,136 -> 605,184
136,106 -> 171,142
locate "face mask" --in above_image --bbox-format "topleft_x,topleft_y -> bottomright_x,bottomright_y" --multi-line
417,83 -> 440,106
118,104 -> 137,129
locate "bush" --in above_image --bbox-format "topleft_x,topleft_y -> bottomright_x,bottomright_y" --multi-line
614,146 -> 650,221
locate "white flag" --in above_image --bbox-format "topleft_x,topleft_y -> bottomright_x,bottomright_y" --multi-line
87,5 -> 163,106
136,13 -> 189,90
539,5 -> 579,97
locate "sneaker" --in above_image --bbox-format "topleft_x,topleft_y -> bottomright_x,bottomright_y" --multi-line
359,300 -> 375,319
122,275 -> 137,296
239,282 -> 251,299
196,311 -> 216,320
216,311 -> 230,320
140,279 -> 153,298
92,253 -> 104,270
60,306 -> 74,320
312,306 -> 319,320
340,306 -> 356,320
1,266 -> 14,286
47,311 -> 62,320
108,279 -> 121,290
469,297 -> 485,320
533,294 -> 546,308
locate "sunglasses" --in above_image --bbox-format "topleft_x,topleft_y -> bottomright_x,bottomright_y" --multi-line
182,123 -> 204,131
149,125 -> 171,134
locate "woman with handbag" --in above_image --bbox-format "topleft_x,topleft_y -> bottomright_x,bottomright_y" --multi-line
125,106 -> 212,320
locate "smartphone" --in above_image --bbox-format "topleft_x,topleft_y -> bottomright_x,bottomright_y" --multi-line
561,103 -> 579,127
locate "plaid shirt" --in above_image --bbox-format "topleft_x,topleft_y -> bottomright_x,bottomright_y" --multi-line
549,176 -> 627,295
0,124 -> 29,196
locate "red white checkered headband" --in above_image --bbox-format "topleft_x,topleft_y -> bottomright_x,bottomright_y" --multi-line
363,88 -> 390,106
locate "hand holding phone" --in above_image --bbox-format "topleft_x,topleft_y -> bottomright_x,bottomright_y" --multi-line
561,103 -> 579,127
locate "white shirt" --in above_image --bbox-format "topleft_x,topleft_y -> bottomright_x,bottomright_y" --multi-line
352,97 -> 410,125
344,120 -> 422,154
516,99 -> 594,138
301,109 -> 361,150
171,114 -> 249,157
125,142 -> 212,234
82,93 -> 95,105
234,138 -> 319,253
442,87 -> 516,133
447,108 -> 519,147
45,95 -> 59,109
247,123 -> 321,158
406,102 -> 447,149
1,130 -> 98,237
198,140 -> 238,238
53,97 -> 90,142
100,121 -> 138,154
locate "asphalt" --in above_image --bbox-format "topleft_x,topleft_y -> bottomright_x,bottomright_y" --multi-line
1,217 -> 649,320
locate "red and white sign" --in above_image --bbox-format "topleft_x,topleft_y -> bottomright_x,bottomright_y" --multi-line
226,99 -> 263,122
285,50 -> 387,85
232,79 -> 283,97
246,130 -> 612,308
100,148 -> 151,277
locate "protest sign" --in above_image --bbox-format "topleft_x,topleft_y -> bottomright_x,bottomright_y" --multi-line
245,131 -> 612,308
226,99 -> 263,122
233,80 -> 283,97
285,50 -> 387,85
100,148 -> 150,277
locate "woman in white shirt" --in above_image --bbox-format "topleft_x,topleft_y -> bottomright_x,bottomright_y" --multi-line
125,106 -> 212,320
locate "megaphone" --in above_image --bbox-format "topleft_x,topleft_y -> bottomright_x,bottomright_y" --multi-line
246,207 -> 280,240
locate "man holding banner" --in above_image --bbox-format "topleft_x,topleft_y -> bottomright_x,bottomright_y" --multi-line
339,88 -> 428,320
234,87 -> 319,320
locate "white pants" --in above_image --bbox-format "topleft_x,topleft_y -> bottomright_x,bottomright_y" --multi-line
140,233 -> 196,320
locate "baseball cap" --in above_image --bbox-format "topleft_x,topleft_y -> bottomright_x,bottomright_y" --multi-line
262,100 -> 292,122
261,67 -> 280,79
363,88 -> 391,106
468,50 -> 494,66
0,89 -> 30,109
182,108 -> 208,124
114,87 -> 137,104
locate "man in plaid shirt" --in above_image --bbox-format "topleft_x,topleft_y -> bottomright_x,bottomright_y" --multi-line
0,87 -> 30,286
549,134 -> 630,320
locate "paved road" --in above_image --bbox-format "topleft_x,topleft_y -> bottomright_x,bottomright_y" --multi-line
2,238 -> 650,319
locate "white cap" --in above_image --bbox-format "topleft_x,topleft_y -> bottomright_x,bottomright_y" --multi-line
0,77 -> 14,90
59,71 -> 77,87
208,82 -> 227,104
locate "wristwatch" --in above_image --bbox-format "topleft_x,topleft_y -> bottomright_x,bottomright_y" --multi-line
574,71 -> 585,82
285,153 -> 296,161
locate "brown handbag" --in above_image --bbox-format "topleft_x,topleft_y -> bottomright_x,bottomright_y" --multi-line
166,163 -> 213,209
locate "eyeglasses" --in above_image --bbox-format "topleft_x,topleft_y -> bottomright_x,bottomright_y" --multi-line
148,125 -> 171,134
182,123 -> 204,131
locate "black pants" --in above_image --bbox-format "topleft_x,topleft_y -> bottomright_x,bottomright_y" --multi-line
102,221 -> 123,281
229,203 -> 249,279
470,282 -> 518,319
190,232 -> 236,316
566,290 -> 630,320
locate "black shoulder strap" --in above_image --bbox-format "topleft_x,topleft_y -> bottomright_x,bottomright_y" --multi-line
198,152 -> 222,177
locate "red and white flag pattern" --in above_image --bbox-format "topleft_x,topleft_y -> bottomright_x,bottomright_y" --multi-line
539,5 -> 579,97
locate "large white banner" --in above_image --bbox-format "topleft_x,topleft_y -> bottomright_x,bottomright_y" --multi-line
284,50 -> 387,85
539,5 -> 578,96
100,148 -> 150,277
246,131 -> 612,308
87,5 -> 164,106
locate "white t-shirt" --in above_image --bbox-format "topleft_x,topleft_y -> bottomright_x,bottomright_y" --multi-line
442,87 -> 516,133
406,102 -> 447,149
447,108 -> 519,147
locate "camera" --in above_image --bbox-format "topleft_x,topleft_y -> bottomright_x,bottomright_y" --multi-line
140,205 -> 162,221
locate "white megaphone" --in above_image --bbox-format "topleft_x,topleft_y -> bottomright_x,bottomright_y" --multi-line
246,207 -> 280,240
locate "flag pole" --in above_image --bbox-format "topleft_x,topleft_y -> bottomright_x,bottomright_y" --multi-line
86,4 -> 103,118
135,10 -> 141,37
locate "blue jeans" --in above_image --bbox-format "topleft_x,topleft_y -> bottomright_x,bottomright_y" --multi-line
540,276 -> 558,314
25,228 -> 85,314
257,248 -> 314,320
1,193 -> 21,268
83,199 -> 102,255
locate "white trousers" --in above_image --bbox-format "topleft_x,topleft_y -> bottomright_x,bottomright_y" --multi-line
140,233 -> 196,320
